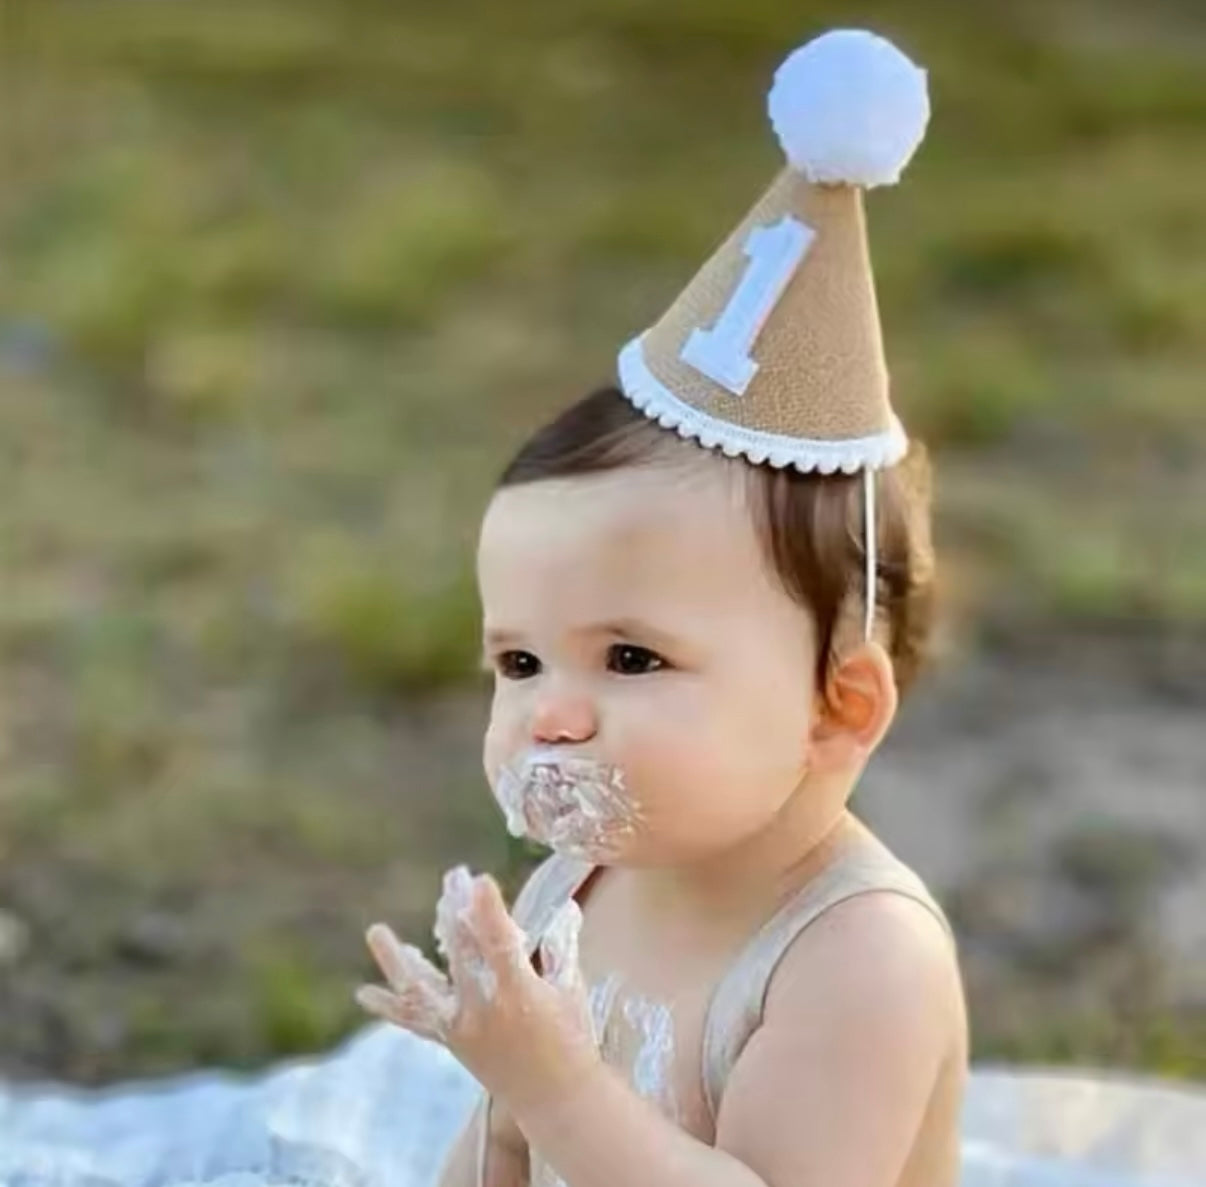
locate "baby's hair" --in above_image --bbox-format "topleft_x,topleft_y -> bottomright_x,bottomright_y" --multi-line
495,386 -> 937,704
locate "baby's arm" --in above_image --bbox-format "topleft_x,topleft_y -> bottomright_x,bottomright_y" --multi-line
714,892 -> 962,1186
515,892 -> 959,1187
437,1094 -> 529,1187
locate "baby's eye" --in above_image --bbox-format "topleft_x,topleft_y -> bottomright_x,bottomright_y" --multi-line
607,643 -> 666,676
490,645 -> 666,680
494,650 -> 540,680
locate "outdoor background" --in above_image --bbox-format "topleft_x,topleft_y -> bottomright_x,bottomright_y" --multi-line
0,0 -> 1203,1085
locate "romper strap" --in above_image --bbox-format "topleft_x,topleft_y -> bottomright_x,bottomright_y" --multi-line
476,851 -> 596,1186
699,826 -> 955,1123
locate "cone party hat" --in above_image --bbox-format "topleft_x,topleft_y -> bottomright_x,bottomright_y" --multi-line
615,28 -> 931,639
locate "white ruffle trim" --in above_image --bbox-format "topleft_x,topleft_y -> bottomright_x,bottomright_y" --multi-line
617,335 -> 908,474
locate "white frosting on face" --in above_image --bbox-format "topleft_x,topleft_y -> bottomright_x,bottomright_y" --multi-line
492,745 -> 643,859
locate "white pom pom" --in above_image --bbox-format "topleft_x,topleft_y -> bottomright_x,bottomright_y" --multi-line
768,29 -> 929,188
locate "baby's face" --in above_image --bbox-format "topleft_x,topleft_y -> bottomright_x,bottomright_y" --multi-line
477,461 -> 820,867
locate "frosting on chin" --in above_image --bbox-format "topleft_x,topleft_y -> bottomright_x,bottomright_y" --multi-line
492,747 -> 643,859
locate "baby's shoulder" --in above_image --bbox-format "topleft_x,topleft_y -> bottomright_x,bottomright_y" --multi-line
764,888 -> 965,1045
711,890 -> 968,1182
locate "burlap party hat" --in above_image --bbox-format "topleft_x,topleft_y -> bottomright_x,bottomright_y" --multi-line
615,28 -> 930,641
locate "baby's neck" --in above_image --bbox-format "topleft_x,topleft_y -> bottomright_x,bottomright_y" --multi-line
620,797 -> 862,939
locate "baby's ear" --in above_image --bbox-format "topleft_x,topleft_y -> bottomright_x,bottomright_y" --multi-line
808,640 -> 898,765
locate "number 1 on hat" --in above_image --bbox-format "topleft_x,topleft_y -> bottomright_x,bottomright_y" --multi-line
680,214 -> 814,397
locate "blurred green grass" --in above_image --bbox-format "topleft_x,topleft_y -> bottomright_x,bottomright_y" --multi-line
0,0 -> 1203,1080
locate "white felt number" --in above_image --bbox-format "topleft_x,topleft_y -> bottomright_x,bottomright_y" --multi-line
680,214 -> 814,396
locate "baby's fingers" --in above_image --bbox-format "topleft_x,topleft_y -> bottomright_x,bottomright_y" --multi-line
366,923 -> 450,998
355,982 -> 450,1043
434,868 -> 528,1005
361,923 -> 456,1038
467,875 -> 530,982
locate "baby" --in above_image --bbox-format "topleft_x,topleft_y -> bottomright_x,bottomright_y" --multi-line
355,28 -> 969,1187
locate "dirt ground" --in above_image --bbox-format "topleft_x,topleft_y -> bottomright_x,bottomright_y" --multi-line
854,623 -> 1205,1074
0,625 -> 1202,1085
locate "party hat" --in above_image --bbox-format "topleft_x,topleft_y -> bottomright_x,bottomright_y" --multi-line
615,28 -> 931,639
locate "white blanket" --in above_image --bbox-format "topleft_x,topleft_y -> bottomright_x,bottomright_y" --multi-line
1,1025 -> 1203,1186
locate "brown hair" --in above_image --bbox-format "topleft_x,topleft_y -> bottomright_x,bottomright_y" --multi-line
495,386 -> 937,702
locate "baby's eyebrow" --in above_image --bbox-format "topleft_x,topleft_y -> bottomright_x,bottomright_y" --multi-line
482,618 -> 683,649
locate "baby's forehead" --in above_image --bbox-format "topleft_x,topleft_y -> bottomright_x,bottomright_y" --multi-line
477,464 -> 770,617
482,464 -> 746,558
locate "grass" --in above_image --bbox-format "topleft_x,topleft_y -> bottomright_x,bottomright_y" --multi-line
0,0 -> 1203,1080
979,1010 -> 1206,1083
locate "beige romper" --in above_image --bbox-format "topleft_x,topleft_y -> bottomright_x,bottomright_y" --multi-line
475,824 -> 957,1187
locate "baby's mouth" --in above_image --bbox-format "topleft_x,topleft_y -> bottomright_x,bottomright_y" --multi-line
492,751 -> 642,856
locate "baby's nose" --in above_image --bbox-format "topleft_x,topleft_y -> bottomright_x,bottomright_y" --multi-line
530,687 -> 597,743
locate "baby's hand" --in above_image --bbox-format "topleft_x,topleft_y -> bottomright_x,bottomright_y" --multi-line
356,867 -> 601,1119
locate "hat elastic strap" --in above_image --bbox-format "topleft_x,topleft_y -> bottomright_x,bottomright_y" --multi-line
863,467 -> 877,643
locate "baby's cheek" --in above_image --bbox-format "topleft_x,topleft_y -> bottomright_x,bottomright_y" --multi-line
481,715 -> 511,789
482,682 -> 521,756
629,731 -> 721,823
652,731 -> 776,845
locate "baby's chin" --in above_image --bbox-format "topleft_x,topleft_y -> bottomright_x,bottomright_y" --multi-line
527,826 -> 675,867
542,833 -> 631,863
489,748 -> 645,860
540,829 -> 748,870
502,801 -> 720,868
